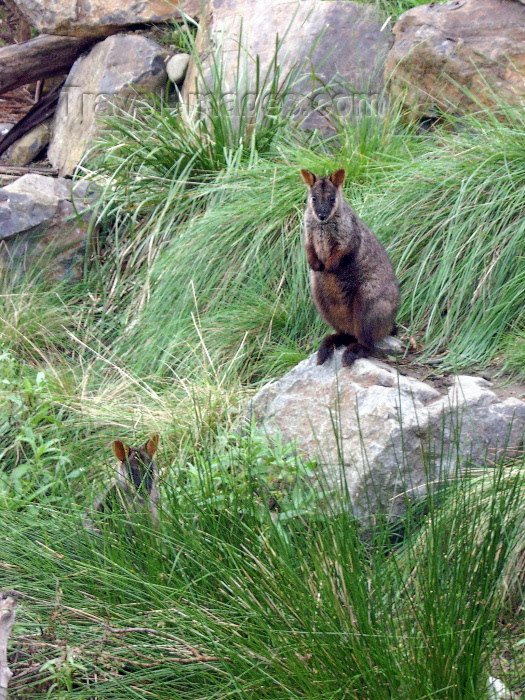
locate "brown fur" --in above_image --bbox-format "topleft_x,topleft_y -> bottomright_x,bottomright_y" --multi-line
84,435 -> 160,532
300,168 -> 400,367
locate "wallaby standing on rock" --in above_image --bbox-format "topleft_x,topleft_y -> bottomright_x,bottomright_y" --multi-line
301,168 -> 400,367
84,435 -> 160,531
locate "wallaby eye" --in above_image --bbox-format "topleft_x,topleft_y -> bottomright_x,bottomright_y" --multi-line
311,195 -> 317,202
329,196 -> 336,205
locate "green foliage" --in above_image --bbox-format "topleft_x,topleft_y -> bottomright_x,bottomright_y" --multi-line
397,460 -> 525,606
0,278 -> 78,363
107,160 -> 318,381
390,462 -> 525,697
165,426 -> 320,533
502,330 -> 525,375
0,352 -> 82,512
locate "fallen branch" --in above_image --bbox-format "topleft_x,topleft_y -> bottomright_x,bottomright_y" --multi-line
0,164 -> 58,177
0,80 -> 63,156
0,592 -> 17,700
0,34 -> 98,95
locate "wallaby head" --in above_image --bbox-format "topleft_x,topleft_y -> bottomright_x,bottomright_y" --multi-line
112,434 -> 159,495
300,169 -> 346,223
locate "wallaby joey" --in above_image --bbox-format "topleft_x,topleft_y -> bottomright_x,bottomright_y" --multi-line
301,168 -> 400,367
85,435 -> 160,531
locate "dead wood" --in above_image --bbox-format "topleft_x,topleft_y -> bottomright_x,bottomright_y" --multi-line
0,80 -> 63,156
0,592 -> 17,700
0,34 -> 98,95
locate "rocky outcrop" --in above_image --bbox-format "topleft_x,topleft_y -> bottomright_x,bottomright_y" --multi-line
12,0 -> 204,37
184,0 -> 393,128
0,174 -> 95,283
48,34 -> 169,176
248,349 -> 525,524
384,0 -> 525,120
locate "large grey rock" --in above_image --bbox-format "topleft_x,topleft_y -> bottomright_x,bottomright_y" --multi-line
183,0 -> 393,128
12,0 -> 204,37
384,0 -> 525,120
248,349 -> 525,523
48,34 -> 169,176
6,120 -> 51,167
0,174 -> 95,283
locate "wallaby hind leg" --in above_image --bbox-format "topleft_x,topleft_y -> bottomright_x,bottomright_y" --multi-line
317,332 -> 356,365
342,320 -> 396,367
341,310 -> 378,367
341,342 -> 369,367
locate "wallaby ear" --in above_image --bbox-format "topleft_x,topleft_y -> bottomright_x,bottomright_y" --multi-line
145,434 -> 159,458
112,440 -> 130,463
329,169 -> 346,188
300,169 -> 317,188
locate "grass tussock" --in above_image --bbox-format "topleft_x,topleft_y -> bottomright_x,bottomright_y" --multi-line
366,109 -> 525,372
4,456 -> 525,699
86,100 -> 525,381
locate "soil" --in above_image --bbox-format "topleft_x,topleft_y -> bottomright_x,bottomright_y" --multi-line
394,343 -> 525,404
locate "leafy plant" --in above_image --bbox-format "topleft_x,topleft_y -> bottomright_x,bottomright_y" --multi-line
0,352 -> 82,512
164,425 -> 321,535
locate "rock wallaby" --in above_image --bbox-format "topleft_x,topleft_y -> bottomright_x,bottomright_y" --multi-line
84,435 -> 160,531
301,168 -> 400,367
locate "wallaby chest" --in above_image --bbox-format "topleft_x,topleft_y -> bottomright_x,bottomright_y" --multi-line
309,222 -> 340,264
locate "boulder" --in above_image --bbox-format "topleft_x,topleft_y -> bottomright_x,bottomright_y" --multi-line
248,349 -> 525,524
48,34 -> 169,176
183,0 -> 393,129
0,174 -> 95,283
384,0 -> 525,120
167,53 -> 190,84
6,120 -> 51,166
12,0 -> 204,37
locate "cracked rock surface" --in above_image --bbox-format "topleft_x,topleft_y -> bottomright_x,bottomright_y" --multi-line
248,348 -> 525,523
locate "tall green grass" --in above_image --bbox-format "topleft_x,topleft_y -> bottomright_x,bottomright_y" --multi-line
87,103 -> 525,381
4,452 -> 524,698
365,109 -> 525,372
